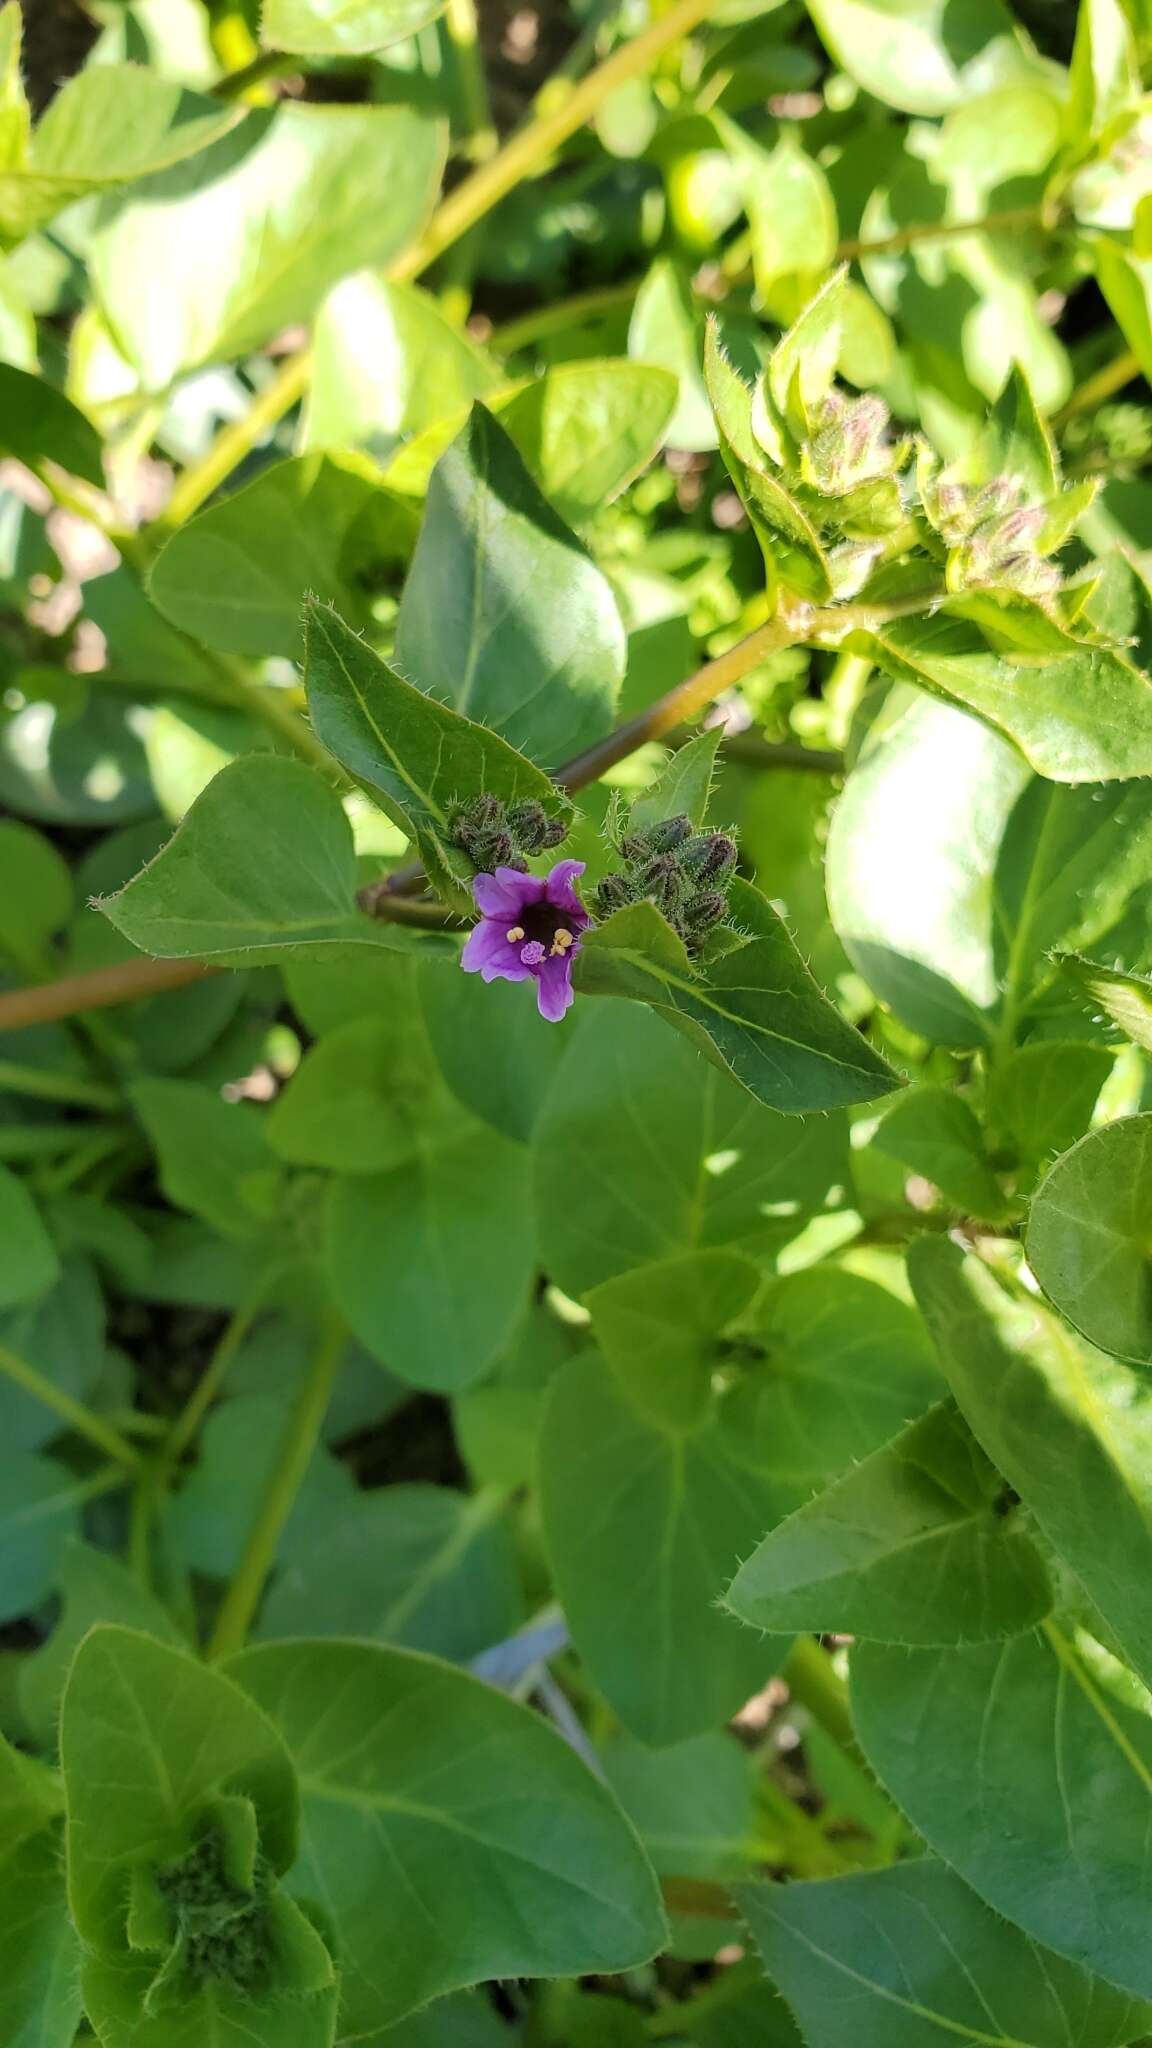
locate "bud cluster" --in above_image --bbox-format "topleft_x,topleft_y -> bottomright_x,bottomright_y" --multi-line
448,793 -> 568,871
596,811 -> 738,953
922,464 -> 1066,605
801,391 -> 908,502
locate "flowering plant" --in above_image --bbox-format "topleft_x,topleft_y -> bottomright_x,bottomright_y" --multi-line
3,1 -> 1152,2044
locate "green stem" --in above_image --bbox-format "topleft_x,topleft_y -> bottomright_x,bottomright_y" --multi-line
214,46 -> 298,98
0,1120 -> 126,1161
444,0 -> 495,162
493,277 -> 641,354
1055,346 -> 1142,425
783,1635 -> 858,1755
0,1341 -> 143,1471
835,202 -> 1049,262
0,1060 -> 120,1112
207,1313 -> 346,1659
165,1274 -> 276,1468
157,0 -> 720,528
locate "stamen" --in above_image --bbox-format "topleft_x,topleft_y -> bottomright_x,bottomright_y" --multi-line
506,925 -> 525,943
550,928 -> 574,956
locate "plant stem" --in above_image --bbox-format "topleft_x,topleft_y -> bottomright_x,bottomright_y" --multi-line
157,0 -> 719,527
0,1121 -> 127,1162
214,47 -> 298,99
207,1313 -> 346,1659
783,1634 -> 859,1756
0,1060 -> 120,1111
0,957 -> 216,1032
493,276 -> 642,353
836,202 -> 1049,261
165,1275 -> 275,1468
444,0 -> 496,162
0,1342 -> 143,1471
1055,346 -> 1143,424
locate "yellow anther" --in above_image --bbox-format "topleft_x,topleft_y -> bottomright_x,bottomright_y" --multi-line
506,925 -> 525,943
550,928 -> 574,955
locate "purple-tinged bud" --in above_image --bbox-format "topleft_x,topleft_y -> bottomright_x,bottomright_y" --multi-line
507,799 -> 568,854
595,872 -> 635,916
644,813 -> 693,853
680,833 -> 738,884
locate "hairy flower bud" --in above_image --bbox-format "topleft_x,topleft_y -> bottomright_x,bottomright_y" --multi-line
638,852 -> 689,914
507,800 -> 568,855
595,872 -> 636,916
643,813 -> 693,853
680,832 -> 738,885
682,890 -> 730,944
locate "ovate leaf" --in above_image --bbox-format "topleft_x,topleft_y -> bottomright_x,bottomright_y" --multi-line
0,1451 -> 86,1622
587,1249 -> 760,1430
0,363 -> 104,485
262,0 -> 447,56
226,1637 -> 667,2034
725,1401 -> 1051,1644
394,405 -> 625,769
740,1857 -> 1150,2048
870,1087 -> 1009,1219
908,1237 -> 1152,1694
851,1627 -> 1152,1999
305,274 -> 497,454
100,755 -> 407,960
1059,952 -> 1152,1052
540,1352 -> 783,1745
805,0 -> 1044,115
304,597 -> 571,908
0,1165 -> 58,1307
91,103 -> 443,387
1027,1115 -> 1152,1366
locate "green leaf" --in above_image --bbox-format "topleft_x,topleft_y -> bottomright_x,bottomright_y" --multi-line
169,1396 -> 355,1580
130,1078 -> 282,1239
304,274 -> 497,454
576,888 -> 902,1113
393,405 -> 625,769
0,818 -> 72,969
805,0 -> 1045,115
861,613 -> 1152,784
0,1164 -> 58,1307
1069,0 -> 1141,146
19,1538 -> 183,1753
726,1401 -> 1051,1644
418,955 -> 568,1142
851,1627 -> 1152,1999
226,1637 -> 667,2033
91,103 -> 443,386
1058,952 -> 1152,1053
871,1087 -> 1009,1219
908,1237 -> 1152,1695
381,360 -> 679,521
985,1040 -> 1114,1167
826,693 -> 1152,1046
262,0 -> 446,56
587,1248 -> 760,1431
1027,1115 -> 1152,1366
533,1003 -> 849,1295
257,1484 -> 521,1661
0,1451 -> 87,1623
62,1625 -> 299,1957
1095,245 -> 1152,384
629,258 -> 716,453
325,1122 -> 535,1390
0,1255 -> 105,1453
630,730 -> 720,834
601,1728 -> 758,1882
488,359 -> 678,526
0,362 -> 104,485
730,124 -> 838,301
148,451 -> 410,659
304,597 -> 571,907
267,1006 -> 460,1175
740,1857 -> 1151,2048
100,755 -> 407,960
703,324 -> 832,600
540,1351 -> 783,1745
0,63 -> 241,245
0,1827 -> 82,2048
715,1269 -> 943,1509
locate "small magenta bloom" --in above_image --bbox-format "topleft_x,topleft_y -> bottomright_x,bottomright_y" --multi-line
461,859 -> 590,1022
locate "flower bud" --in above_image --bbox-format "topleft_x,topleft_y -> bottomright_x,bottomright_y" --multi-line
507,800 -> 568,854
680,833 -> 737,885
638,852 -> 689,914
682,890 -> 730,944
595,872 -> 636,916
644,813 -> 693,853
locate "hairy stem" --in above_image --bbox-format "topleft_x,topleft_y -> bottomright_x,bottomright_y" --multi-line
444,0 -> 496,162
207,1313 -> 346,1658
0,1341 -> 143,1471
783,1634 -> 860,1757
1055,346 -> 1142,425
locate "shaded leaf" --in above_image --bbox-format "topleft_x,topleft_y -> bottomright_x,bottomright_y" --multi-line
1027,1114 -> 1152,1366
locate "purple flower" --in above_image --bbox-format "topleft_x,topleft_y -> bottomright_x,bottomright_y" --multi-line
461,859 -> 590,1022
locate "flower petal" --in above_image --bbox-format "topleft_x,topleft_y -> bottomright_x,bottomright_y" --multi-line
544,858 -> 589,925
472,867 -> 545,918
460,919 -> 512,974
535,953 -> 575,1023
